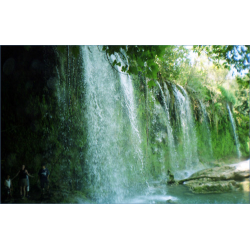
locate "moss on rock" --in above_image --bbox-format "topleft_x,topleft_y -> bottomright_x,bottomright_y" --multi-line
185,179 -> 242,193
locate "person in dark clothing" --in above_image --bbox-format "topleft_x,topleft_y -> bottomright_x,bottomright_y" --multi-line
26,169 -> 35,197
38,164 -> 50,196
13,165 -> 34,199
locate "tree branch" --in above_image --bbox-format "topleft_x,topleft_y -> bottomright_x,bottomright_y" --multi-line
105,52 -> 129,76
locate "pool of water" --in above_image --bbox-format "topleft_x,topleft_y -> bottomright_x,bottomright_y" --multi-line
78,182 -> 250,204
121,182 -> 250,204
78,159 -> 250,204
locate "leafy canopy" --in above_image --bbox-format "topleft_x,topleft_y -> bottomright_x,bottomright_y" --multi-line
102,45 -> 167,87
193,45 -> 250,72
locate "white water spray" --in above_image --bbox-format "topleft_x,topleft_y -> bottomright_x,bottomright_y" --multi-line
82,46 -> 145,203
227,103 -> 241,158
172,85 -> 199,177
200,101 -> 213,157
156,81 -> 179,170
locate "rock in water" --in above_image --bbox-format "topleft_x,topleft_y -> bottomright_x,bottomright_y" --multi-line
166,199 -> 178,204
179,162 -> 250,194
184,179 -> 242,193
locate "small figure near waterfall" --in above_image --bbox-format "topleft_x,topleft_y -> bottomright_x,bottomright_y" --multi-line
13,165 -> 34,199
4,175 -> 13,199
38,164 -> 50,197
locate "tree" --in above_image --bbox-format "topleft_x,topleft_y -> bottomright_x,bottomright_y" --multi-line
158,45 -> 190,81
193,45 -> 250,72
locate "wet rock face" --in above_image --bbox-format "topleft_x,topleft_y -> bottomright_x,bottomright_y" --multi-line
184,179 -> 242,193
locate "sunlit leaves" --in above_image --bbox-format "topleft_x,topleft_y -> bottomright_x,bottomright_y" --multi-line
158,45 -> 190,82
193,45 -> 250,72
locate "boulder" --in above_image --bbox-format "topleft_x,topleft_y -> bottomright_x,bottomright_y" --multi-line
178,165 -> 250,184
166,199 -> 178,204
178,162 -> 250,194
184,179 -> 242,193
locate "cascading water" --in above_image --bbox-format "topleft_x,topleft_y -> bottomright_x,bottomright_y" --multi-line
82,46 -> 145,203
163,82 -> 171,110
200,101 -> 213,158
227,103 -> 241,158
172,84 -> 199,178
147,89 -> 174,180
155,81 -> 179,171
79,47 -> 244,204
113,53 -> 145,174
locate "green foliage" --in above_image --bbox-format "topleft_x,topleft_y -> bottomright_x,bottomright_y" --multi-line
57,45 -> 66,54
72,46 -> 80,57
102,45 -> 167,87
2,45 -> 249,202
147,80 -> 156,88
155,48 -> 249,161
211,126 -> 236,159
196,123 -> 213,162
236,74 -> 249,89
217,86 -> 236,105
193,45 -> 250,72
158,46 -> 190,81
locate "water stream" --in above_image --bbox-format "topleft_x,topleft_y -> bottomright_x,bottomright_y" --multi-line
227,103 -> 241,158
78,159 -> 250,204
200,101 -> 213,157
155,81 -> 178,171
83,46 -> 146,203
172,84 -> 199,178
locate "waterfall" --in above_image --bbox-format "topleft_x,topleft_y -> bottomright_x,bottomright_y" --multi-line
200,101 -> 213,158
172,84 -> 199,178
227,103 -> 241,158
155,81 -> 179,171
114,53 -> 144,173
82,46 -> 145,203
163,82 -> 171,110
